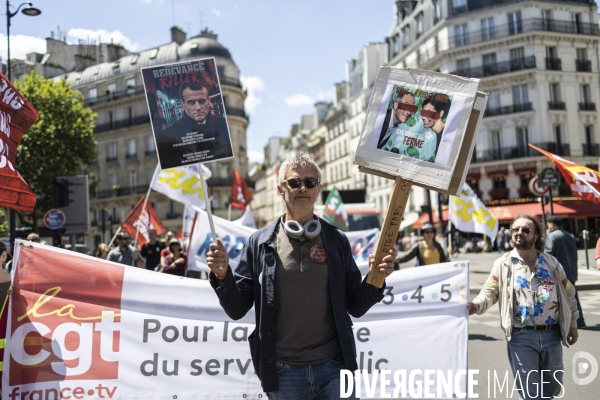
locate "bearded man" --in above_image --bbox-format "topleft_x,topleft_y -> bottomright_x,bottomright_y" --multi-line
468,215 -> 579,400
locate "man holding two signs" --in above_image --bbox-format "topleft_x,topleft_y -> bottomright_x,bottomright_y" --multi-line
206,152 -> 396,398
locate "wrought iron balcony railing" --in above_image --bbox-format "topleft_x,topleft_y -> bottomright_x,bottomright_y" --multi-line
548,102 -> 566,110
576,59 -> 592,72
483,102 -> 532,117
451,56 -> 535,78
545,58 -> 562,71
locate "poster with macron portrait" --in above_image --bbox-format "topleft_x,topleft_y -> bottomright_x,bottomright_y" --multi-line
354,67 -> 487,195
141,57 -> 234,169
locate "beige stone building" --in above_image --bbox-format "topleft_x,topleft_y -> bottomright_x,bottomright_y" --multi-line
12,27 -> 250,249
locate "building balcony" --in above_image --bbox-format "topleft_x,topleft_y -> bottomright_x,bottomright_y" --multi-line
218,76 -> 243,89
449,18 -> 599,49
451,56 -> 535,78
576,59 -> 592,72
548,101 -> 566,110
582,143 -> 600,156
579,102 -> 596,111
476,142 -> 569,163
451,1 -> 596,17
106,156 -> 118,163
84,86 -> 145,107
92,184 -> 150,199
166,212 -> 182,220
94,114 -> 151,133
483,102 -> 532,117
545,58 -> 562,71
145,149 -> 157,156
126,153 -> 138,160
224,106 -> 249,120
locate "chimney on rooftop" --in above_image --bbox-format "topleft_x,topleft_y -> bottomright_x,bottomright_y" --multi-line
171,26 -> 187,45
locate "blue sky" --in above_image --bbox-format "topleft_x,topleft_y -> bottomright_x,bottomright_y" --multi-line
4,0 -> 394,163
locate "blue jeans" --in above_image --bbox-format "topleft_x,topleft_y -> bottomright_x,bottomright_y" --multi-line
266,355 -> 356,400
506,327 -> 564,399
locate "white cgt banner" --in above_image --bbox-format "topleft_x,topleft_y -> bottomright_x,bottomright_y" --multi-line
187,207 -> 380,274
4,241 -> 468,399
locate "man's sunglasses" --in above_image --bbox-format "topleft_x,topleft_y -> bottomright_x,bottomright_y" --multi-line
511,227 -> 532,235
284,178 -> 319,189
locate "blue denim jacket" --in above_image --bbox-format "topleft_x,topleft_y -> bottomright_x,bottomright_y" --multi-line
210,216 -> 385,392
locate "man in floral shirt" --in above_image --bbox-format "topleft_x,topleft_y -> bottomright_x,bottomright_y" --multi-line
468,215 -> 578,399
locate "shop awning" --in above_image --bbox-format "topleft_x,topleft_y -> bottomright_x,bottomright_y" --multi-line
412,210 -> 449,229
410,200 -> 600,229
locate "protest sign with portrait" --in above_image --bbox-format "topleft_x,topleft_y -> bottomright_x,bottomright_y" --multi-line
141,57 -> 234,169
355,67 -> 485,194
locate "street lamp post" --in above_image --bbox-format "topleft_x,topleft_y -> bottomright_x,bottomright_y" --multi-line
6,1 -> 41,250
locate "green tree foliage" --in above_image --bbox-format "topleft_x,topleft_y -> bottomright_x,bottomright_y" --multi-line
14,72 -> 96,228
0,208 -> 7,236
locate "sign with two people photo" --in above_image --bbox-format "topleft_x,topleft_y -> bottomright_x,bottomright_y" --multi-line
355,67 -> 487,195
141,57 -> 234,169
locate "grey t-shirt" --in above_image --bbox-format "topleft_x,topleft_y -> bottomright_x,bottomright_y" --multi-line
274,226 -> 342,365
108,246 -> 144,267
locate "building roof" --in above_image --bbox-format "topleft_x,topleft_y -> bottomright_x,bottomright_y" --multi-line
61,32 -> 233,87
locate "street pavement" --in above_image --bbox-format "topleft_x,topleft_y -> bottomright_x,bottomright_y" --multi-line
398,250 -> 600,399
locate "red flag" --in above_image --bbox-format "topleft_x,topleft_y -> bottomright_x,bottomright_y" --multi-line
229,169 -> 253,211
0,73 -> 38,212
122,196 -> 167,246
529,143 -> 600,201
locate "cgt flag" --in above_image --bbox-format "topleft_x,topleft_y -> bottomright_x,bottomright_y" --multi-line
322,187 -> 349,231
230,169 -> 253,211
450,182 -> 498,241
529,143 -> 600,201
0,73 -> 38,212
121,196 -> 166,247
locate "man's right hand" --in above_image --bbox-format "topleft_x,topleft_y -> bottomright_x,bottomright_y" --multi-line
207,238 -> 229,279
467,302 -> 479,315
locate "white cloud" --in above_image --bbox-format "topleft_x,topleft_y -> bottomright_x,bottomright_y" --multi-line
0,34 -> 46,62
67,28 -> 140,52
284,93 -> 314,107
211,7 -> 221,17
248,150 -> 264,164
315,90 -> 334,101
240,75 -> 265,114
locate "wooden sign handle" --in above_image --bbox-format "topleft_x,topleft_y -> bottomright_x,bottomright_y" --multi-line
367,177 -> 413,288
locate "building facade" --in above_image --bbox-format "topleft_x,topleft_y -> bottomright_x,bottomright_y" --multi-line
12,27 -> 250,248
252,0 -> 600,234
385,0 -> 600,231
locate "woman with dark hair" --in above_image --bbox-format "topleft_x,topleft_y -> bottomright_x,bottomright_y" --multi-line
162,238 -> 187,276
395,222 -> 447,267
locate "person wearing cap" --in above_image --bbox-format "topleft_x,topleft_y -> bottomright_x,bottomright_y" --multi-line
204,151 -> 396,398
162,238 -> 186,276
395,222 -> 447,266
468,215 -> 578,399
544,215 -> 585,328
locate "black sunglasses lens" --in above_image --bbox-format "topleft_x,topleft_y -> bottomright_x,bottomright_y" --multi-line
305,178 -> 317,188
287,178 -> 318,189
287,179 -> 301,189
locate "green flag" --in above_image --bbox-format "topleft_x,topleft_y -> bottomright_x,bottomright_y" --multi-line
322,187 -> 349,231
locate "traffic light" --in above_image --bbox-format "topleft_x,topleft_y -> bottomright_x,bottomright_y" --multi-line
52,178 -> 70,208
